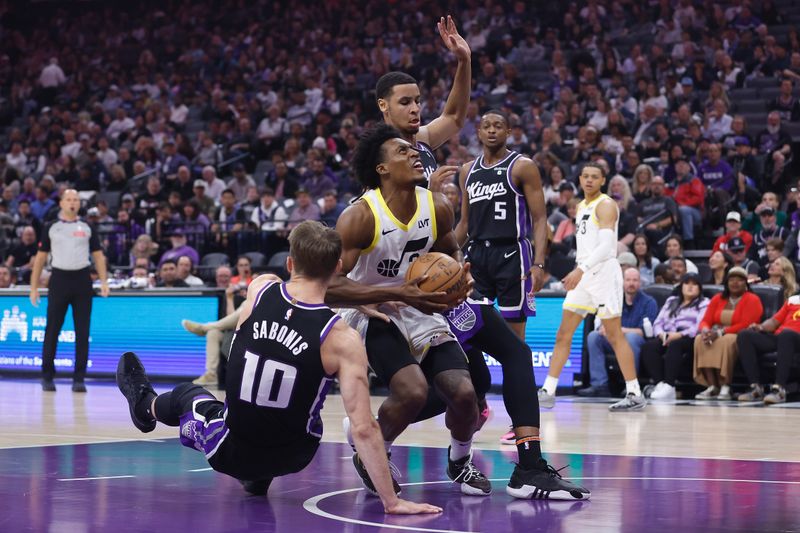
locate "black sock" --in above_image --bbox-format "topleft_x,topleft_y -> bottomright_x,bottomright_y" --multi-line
135,392 -> 157,422
516,435 -> 543,469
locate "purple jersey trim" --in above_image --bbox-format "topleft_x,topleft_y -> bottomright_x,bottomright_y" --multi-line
319,315 -> 341,345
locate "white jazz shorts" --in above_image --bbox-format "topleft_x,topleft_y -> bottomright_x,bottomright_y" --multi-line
562,259 -> 623,319
338,304 -> 456,362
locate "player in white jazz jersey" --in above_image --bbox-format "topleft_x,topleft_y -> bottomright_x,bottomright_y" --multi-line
540,163 -> 647,412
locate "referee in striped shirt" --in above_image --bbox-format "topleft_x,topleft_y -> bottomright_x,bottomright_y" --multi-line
30,189 -> 110,392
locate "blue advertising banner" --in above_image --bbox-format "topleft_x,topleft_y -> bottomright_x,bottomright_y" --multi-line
484,296 -> 583,388
0,292 -> 219,377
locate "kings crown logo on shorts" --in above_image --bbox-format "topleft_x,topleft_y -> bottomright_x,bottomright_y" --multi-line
526,293 -> 537,314
446,302 -> 476,332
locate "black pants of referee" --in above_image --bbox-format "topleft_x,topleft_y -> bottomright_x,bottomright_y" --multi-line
42,268 -> 93,381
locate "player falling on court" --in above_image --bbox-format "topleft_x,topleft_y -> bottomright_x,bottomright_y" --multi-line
375,15 -> 471,193
327,124 -> 494,496
541,163 -> 647,411
454,109 -> 548,339
116,221 -> 442,515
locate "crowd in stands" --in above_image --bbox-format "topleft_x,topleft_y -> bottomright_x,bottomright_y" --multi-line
1,1 -> 800,395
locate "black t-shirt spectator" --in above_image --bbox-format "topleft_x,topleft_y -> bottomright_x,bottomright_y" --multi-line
769,96 -> 800,122
8,241 -> 37,267
756,128 -> 792,155
638,196 -> 678,228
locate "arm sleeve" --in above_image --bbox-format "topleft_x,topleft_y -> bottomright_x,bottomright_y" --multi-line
89,224 -> 102,252
38,222 -> 51,253
577,228 -> 616,272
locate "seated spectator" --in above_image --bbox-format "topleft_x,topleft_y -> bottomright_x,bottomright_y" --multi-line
158,228 -> 199,267
226,163 -> 256,203
191,180 -> 215,216
769,78 -> 800,122
301,157 -> 337,199
663,235 -> 698,274
762,256 -> 797,303
631,164 -> 654,203
251,187 -> 288,232
543,164 -> 567,207
697,143 -> 735,195
632,234 -> 661,286
552,198 -> 579,255
200,165 -> 226,203
129,234 -> 157,269
441,183 -> 461,225
155,259 -> 189,288
213,189 -> 246,233
703,100 -> 733,142
755,112 -> 793,191
712,211 -> 753,254
182,199 -> 212,231
230,256 -> 253,287
736,293 -> 800,404
705,250 -> 734,285
127,265 -> 153,289
177,256 -> 204,287
320,189 -> 345,228
266,160 -> 300,201
693,267 -> 763,400
31,186 -> 55,221
668,256 -> 689,280
5,225 -> 37,282
749,206 -> 788,267
642,273 -> 710,400
637,176 -> 678,244
727,236 -> 761,277
0,265 -> 15,288
608,175 -> 637,252
744,192 -> 787,233
577,268 -> 658,397
287,188 -> 321,229
670,157 -> 706,247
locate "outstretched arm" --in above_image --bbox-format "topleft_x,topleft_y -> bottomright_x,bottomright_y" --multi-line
322,324 -> 442,515
516,158 -> 548,292
417,16 -> 471,150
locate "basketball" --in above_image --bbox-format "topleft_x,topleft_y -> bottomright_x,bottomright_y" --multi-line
405,252 -> 466,296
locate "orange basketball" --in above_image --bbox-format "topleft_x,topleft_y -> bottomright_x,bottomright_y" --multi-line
406,252 -> 466,297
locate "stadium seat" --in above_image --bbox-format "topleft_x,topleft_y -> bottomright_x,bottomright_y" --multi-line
200,253 -> 229,268
751,284 -> 783,321
729,88 -> 759,100
263,251 -> 290,279
733,100 -> 766,114
643,284 -> 674,309
748,77 -> 779,89
243,251 -> 266,268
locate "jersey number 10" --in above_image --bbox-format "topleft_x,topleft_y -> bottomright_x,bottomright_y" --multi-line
239,351 -> 297,408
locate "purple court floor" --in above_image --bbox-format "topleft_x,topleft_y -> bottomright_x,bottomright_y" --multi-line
1,440 -> 799,532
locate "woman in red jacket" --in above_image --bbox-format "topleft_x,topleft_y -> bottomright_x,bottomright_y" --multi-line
693,267 -> 763,400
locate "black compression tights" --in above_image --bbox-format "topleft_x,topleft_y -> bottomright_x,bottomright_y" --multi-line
414,304 -> 540,428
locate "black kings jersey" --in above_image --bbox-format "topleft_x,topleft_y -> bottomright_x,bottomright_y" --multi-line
226,281 -> 340,445
417,141 -> 438,182
465,151 -> 529,241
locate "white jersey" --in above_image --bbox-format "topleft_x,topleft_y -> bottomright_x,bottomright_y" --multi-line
348,186 -> 438,286
343,186 -> 456,359
575,193 -> 619,269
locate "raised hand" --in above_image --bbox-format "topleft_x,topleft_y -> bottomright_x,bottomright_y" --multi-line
437,15 -> 470,62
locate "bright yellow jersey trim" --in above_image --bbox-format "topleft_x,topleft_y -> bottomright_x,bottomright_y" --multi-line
426,189 -> 438,243
361,196 -> 380,254
375,188 -> 421,232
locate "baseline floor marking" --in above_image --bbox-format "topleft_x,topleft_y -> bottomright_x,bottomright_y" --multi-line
57,475 -> 135,482
303,476 -> 800,532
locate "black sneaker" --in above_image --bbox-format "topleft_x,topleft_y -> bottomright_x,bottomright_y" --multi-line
240,478 -> 273,496
506,459 -> 590,500
41,378 -> 56,392
72,379 -> 87,393
447,449 -> 492,496
116,352 -> 157,433
352,452 -> 401,496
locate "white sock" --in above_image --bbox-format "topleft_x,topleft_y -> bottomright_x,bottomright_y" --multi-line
720,384 -> 730,396
543,375 -> 559,396
626,379 -> 642,397
449,437 -> 472,461
384,440 -> 393,454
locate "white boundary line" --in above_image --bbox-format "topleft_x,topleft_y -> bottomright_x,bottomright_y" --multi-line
58,475 -> 135,482
303,476 -> 800,532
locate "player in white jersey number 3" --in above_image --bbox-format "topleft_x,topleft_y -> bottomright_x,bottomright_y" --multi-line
540,163 -> 647,411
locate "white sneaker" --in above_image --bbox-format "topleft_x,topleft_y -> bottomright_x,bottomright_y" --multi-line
650,382 -> 676,400
538,388 -> 556,409
694,386 -> 719,400
717,388 -> 732,401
